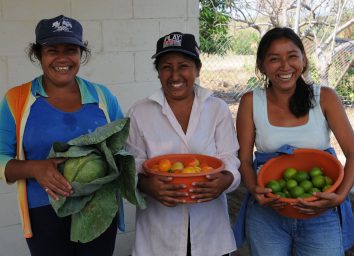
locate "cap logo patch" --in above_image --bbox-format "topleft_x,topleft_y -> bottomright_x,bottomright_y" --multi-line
52,17 -> 73,32
163,34 -> 182,48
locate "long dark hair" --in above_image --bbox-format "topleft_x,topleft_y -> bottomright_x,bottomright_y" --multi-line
256,27 -> 314,117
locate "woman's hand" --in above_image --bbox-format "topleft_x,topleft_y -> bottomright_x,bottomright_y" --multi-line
138,174 -> 188,207
251,185 -> 288,210
32,158 -> 73,201
188,171 -> 233,203
292,191 -> 342,215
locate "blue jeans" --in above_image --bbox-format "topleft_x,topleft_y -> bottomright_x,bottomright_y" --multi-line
245,198 -> 344,256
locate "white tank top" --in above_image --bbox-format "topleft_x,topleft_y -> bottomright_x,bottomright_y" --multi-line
253,85 -> 331,153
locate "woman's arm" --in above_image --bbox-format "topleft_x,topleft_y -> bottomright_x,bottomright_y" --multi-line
297,87 -> 354,213
236,92 -> 258,193
0,95 -> 71,199
321,87 -> 354,203
5,159 -> 72,200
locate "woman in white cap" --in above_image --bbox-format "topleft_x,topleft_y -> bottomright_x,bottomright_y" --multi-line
0,15 -> 123,255
125,32 -> 241,256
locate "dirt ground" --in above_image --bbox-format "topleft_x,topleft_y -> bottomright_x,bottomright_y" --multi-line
204,83 -> 354,256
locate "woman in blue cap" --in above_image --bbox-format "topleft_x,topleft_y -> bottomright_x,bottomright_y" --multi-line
0,15 -> 123,256
125,32 -> 241,256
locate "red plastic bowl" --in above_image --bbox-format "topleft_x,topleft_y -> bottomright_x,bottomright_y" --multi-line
143,154 -> 225,203
257,148 -> 344,219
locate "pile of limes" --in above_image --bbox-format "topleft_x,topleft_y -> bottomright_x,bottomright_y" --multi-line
266,167 -> 333,198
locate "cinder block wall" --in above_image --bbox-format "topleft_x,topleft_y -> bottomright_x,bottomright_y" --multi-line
0,1 -> 199,255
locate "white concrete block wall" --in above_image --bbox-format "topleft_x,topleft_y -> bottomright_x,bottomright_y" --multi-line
0,0 -> 199,255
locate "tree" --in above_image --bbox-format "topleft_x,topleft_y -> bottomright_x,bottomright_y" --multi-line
200,0 -> 354,87
199,0 -> 233,55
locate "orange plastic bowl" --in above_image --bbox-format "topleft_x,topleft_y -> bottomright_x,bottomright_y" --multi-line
143,154 -> 225,203
257,148 -> 344,219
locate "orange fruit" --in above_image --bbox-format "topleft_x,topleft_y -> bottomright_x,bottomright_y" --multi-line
171,161 -> 184,172
200,163 -> 213,172
158,159 -> 172,172
185,158 -> 200,167
182,166 -> 197,174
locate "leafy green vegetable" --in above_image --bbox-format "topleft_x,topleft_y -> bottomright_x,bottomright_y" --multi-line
64,154 -> 107,183
48,118 -> 145,243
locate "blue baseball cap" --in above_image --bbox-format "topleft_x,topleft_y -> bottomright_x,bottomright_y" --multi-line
35,15 -> 84,47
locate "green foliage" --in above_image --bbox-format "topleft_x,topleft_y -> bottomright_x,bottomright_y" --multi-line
336,66 -> 354,102
230,29 -> 260,55
246,76 -> 263,89
199,0 -> 233,55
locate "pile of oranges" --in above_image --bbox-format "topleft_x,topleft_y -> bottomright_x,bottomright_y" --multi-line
152,158 -> 214,174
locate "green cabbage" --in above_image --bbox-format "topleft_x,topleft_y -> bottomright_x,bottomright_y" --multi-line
64,154 -> 107,183
47,118 -> 145,243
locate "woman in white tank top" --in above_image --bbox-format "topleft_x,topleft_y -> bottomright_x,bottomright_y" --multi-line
234,27 -> 354,256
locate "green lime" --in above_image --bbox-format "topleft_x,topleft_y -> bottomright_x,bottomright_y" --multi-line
299,192 -> 312,198
299,180 -> 313,192
322,184 -> 332,192
308,187 -> 321,194
274,191 -> 288,198
294,171 -> 309,182
266,180 -> 281,193
286,179 -> 298,190
324,176 -> 333,185
278,179 -> 286,189
312,175 -> 325,188
290,186 -> 305,198
283,167 -> 297,180
309,167 -> 323,178
282,187 -> 290,197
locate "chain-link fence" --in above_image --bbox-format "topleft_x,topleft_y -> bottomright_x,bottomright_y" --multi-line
200,27 -> 353,101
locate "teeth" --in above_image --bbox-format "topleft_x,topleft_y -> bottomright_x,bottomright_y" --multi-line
54,66 -> 69,72
171,82 -> 183,88
278,74 -> 292,80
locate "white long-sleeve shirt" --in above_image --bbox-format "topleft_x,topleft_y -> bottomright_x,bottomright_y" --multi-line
126,85 -> 241,256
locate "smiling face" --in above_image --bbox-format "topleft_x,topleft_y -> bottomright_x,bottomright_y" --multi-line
259,38 -> 307,91
157,52 -> 201,102
40,44 -> 81,87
